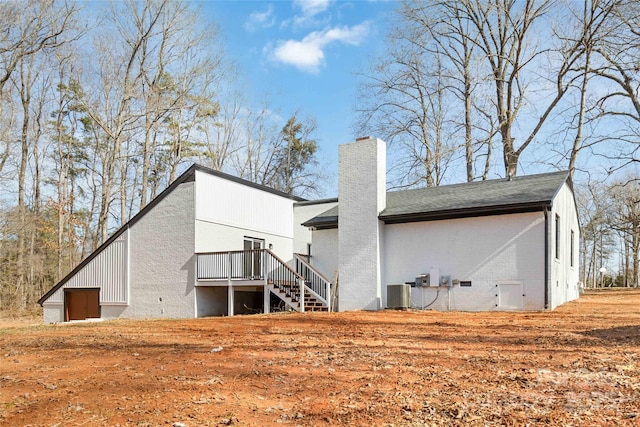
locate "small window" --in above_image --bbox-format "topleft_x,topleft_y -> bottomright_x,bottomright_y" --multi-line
555,214 -> 560,259
570,230 -> 575,267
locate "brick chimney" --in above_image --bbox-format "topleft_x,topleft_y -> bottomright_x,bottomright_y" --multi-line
337,137 -> 386,310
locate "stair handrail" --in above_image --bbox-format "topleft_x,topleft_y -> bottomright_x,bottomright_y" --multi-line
263,249 -> 305,312
294,253 -> 332,312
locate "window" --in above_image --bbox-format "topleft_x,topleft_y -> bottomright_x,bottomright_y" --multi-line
570,230 -> 575,267
555,214 -> 560,259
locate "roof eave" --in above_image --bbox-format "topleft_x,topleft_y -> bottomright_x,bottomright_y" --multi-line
301,216 -> 339,230
294,197 -> 338,207
380,201 -> 552,224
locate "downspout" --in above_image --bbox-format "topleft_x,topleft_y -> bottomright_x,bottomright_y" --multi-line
544,206 -> 550,309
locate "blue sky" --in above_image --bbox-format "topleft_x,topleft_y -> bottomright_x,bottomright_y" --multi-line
201,0 -> 395,196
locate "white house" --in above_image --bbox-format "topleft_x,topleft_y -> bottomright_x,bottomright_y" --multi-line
304,137 -> 580,312
39,137 -> 580,322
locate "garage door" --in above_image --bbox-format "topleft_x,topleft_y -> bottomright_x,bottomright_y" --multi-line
65,289 -> 100,321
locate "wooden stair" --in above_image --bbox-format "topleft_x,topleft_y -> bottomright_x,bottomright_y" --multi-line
304,286 -> 329,312
268,281 -> 328,312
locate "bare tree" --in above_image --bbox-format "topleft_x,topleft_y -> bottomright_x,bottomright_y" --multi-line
72,0 -> 226,242
134,0 -> 224,207
576,179 -> 621,287
199,94 -> 242,172
0,0 -> 80,176
227,102 -> 324,197
355,3 -> 460,187
587,0 -> 640,172
232,101 -> 281,186
609,178 -> 640,287
358,0 -> 601,184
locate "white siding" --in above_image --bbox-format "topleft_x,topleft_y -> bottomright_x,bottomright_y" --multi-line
549,182 -> 580,309
382,212 -> 546,311
195,170 -> 294,239
194,220 -> 293,263
43,230 -> 129,304
292,201 -> 338,255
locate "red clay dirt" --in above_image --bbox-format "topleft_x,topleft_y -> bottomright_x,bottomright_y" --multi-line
1,289 -> 639,426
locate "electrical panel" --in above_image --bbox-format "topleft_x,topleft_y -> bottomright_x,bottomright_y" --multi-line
415,274 -> 430,287
415,269 -> 453,287
440,275 -> 451,287
429,267 -> 440,286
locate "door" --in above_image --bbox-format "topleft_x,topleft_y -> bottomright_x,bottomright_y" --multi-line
65,289 -> 100,321
497,281 -> 523,310
243,237 -> 264,279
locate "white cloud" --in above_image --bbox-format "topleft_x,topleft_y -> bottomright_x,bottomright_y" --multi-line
268,22 -> 371,73
294,0 -> 332,18
292,0 -> 334,27
244,4 -> 276,32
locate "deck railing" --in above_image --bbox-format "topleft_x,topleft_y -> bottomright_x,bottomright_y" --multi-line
196,249 -> 307,312
197,249 -> 265,280
294,253 -> 331,311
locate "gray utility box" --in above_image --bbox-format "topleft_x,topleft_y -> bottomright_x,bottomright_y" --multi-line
387,284 -> 410,309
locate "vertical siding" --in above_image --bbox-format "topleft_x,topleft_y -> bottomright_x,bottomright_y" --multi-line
44,230 -> 129,304
195,171 -> 294,239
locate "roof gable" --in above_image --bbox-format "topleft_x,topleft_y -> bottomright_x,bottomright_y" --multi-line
39,164 -> 305,305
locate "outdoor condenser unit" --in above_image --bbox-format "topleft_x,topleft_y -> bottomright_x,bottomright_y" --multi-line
387,284 -> 410,309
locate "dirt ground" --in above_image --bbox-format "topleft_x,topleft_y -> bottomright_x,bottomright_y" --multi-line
1,290 -> 639,427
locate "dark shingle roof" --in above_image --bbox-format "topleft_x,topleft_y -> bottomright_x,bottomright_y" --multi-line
302,171 -> 570,228
302,205 -> 339,229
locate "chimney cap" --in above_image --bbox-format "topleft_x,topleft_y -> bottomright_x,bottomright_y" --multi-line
355,136 -> 372,141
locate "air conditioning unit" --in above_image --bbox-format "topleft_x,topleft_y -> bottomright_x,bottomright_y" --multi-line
387,284 -> 410,310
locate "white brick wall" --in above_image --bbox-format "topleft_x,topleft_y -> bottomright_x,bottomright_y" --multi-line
42,304 -> 63,323
383,212 -> 546,311
549,182 -> 581,309
120,181 -> 196,319
310,228 -> 339,283
338,138 -> 386,311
